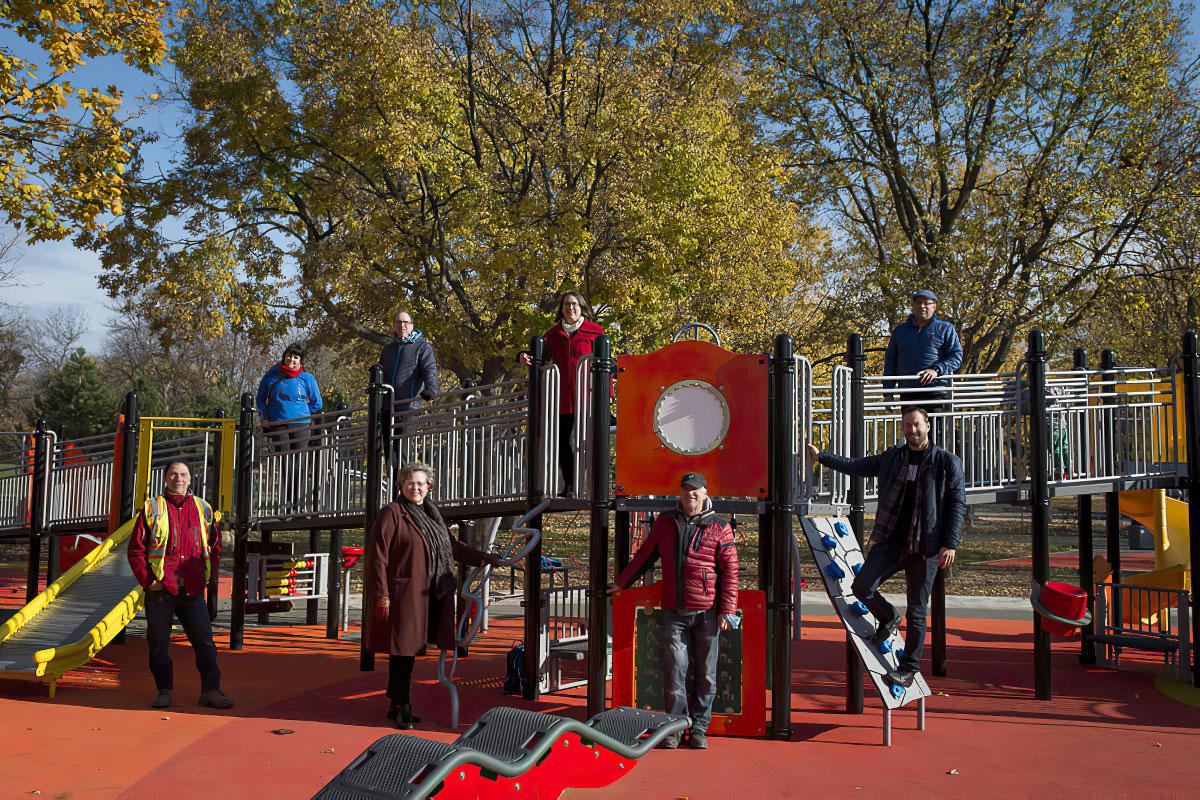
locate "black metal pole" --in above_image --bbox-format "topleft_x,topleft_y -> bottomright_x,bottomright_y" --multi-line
1101,349 -> 1122,632
1180,331 -> 1200,688
931,569 -> 947,676
360,364 -> 385,672
113,392 -> 139,645
614,510 -> 631,575
307,529 -> 322,624
523,336 -> 546,701
230,393 -> 254,650
206,408 -> 224,622
25,420 -> 49,603
1027,329 -> 1052,701
846,334 -> 865,713
769,335 -> 796,739
586,336 -> 614,718
1074,348 -> 1097,665
327,527 -> 343,640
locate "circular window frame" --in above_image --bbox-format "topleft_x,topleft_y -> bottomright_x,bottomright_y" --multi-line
651,379 -> 731,456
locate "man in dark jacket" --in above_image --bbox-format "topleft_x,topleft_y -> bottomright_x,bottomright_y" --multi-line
611,472 -> 738,750
884,289 -> 963,411
379,310 -> 439,411
807,407 -> 965,688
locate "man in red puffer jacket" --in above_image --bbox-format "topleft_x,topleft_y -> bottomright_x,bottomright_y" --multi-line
612,472 -> 738,750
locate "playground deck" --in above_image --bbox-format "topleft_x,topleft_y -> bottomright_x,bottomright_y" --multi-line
0,610 -> 1196,799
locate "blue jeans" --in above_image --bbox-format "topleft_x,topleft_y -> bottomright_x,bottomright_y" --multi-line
851,542 -> 940,671
662,608 -> 720,734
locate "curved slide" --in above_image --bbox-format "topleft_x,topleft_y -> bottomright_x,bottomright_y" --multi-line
0,518 -> 143,697
1118,489 -> 1191,592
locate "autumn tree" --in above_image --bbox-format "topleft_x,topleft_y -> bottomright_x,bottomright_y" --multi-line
746,0 -> 1200,370
95,0 -> 820,382
0,0 -> 169,241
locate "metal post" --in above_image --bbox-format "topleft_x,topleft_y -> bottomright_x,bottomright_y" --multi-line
614,510 -> 631,575
1027,329 -> 1052,701
360,364 -> 385,672
931,569 -> 947,675
114,392 -> 139,645
1101,349 -> 1122,631
524,336 -> 546,701
327,528 -> 343,640
846,334 -> 865,713
230,393 -> 254,650
307,529 -> 322,624
206,408 -> 224,622
1180,331 -> 1200,688
769,334 -> 796,739
25,419 -> 49,603
586,336 -> 614,718
1075,348 -> 1097,665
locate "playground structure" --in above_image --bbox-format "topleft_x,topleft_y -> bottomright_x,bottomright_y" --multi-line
0,325 -> 1197,743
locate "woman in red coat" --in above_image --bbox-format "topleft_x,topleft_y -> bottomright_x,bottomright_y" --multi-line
519,291 -> 605,496
366,463 -> 497,728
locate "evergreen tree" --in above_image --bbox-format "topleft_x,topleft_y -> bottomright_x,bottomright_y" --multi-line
33,348 -> 118,439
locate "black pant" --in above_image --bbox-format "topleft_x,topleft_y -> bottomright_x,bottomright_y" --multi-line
145,589 -> 221,693
387,655 -> 416,704
851,541 -> 940,671
559,413 -> 576,493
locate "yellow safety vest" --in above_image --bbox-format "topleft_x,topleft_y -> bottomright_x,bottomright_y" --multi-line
144,495 -> 217,583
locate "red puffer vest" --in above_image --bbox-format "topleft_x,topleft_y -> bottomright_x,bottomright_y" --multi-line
615,507 -> 738,614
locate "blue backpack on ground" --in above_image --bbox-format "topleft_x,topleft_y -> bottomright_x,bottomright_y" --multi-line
503,642 -> 525,695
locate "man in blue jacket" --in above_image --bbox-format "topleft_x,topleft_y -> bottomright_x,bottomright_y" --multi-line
884,289 -> 963,412
807,407 -> 965,688
379,310 -> 439,412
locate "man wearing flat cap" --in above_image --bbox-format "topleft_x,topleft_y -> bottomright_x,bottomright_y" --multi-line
883,289 -> 963,412
612,472 -> 738,750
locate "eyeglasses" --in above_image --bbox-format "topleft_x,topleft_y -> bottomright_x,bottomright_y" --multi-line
562,302 -> 581,308
394,319 -> 414,326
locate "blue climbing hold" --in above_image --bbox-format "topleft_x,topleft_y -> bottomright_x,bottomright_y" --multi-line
878,638 -> 894,655
895,648 -> 905,661
821,534 -> 838,551
851,563 -> 862,576
825,562 -> 846,580
850,601 -> 869,616
834,521 -> 850,538
890,683 -> 905,699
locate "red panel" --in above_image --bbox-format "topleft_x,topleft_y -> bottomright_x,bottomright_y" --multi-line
611,584 -> 767,738
615,339 -> 768,497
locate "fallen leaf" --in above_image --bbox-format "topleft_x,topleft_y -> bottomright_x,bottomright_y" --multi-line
160,716 -> 170,721
1154,742 -> 1162,747
947,769 -> 959,775
324,747 -> 336,754
272,728 -> 295,735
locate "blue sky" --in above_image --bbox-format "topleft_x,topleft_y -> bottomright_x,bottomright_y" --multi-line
3,9 -> 1199,354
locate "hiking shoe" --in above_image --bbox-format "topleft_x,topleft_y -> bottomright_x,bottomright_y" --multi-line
658,732 -> 681,749
685,731 -> 708,750
886,665 -> 918,688
198,689 -> 234,709
151,690 -> 172,709
869,615 -> 901,649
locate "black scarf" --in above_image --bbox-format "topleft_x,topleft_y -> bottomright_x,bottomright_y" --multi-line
401,498 -> 456,598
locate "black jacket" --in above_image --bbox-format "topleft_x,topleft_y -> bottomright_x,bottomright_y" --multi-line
820,443 -> 966,553
379,332 -> 439,410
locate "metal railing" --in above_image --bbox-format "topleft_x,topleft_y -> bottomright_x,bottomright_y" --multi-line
0,433 -> 36,533
1094,582 -> 1191,681
46,431 -> 116,527
809,366 -> 851,505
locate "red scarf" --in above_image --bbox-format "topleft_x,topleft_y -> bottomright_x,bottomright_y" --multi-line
278,362 -> 302,378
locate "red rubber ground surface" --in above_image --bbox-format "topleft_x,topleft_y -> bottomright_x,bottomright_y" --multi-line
1,609 -> 1197,799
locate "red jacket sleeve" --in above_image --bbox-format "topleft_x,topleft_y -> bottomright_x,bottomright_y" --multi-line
715,522 -> 738,615
614,516 -> 666,589
127,510 -> 153,589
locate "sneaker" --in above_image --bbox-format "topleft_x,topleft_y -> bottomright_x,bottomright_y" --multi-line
658,732 -> 681,750
151,689 -> 172,709
685,731 -> 708,750
869,615 -> 901,649
198,689 -> 235,709
886,665 -> 918,688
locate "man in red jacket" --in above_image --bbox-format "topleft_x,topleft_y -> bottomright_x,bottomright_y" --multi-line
127,461 -> 233,710
612,472 -> 738,750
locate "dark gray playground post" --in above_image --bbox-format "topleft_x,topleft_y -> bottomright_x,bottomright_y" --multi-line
360,365 -> 385,672
1074,348 -> 1097,665
327,402 -> 348,640
1100,349 -> 1122,627
845,333 -> 866,714
1181,331 -> 1200,688
523,336 -> 546,701
46,425 -> 60,584
1026,329 -> 1052,701
307,529 -> 322,625
24,419 -> 49,604
206,409 -> 224,622
586,335 -> 614,719
230,393 -> 254,650
931,569 -> 948,676
113,391 -> 139,645
614,511 -> 631,574
769,334 -> 796,739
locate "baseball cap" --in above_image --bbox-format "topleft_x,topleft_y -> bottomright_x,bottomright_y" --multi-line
911,289 -> 937,302
680,472 -> 707,489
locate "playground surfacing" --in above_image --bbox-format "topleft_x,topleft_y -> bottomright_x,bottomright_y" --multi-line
0,611 -> 1197,799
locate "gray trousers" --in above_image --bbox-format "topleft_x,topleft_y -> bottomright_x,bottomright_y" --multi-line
662,608 -> 720,734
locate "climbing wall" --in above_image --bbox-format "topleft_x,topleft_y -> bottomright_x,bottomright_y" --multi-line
799,515 -> 931,709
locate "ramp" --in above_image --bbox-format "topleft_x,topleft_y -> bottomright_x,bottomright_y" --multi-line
799,515 -> 931,742
0,518 -> 142,696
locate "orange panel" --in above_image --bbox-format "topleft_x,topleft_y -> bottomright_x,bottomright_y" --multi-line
615,339 -> 768,497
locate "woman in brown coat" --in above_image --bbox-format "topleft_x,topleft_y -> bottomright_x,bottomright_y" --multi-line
366,462 -> 497,728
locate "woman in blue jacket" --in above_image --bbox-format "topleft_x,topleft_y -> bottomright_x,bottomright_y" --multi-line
256,343 -> 323,449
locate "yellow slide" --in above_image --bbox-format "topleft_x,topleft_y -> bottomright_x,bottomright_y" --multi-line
1118,489 -> 1191,591
0,518 -> 144,697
